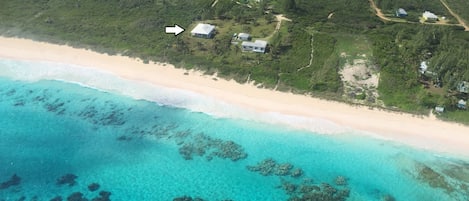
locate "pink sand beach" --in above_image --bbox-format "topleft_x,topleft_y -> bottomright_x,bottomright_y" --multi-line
1,36 -> 469,158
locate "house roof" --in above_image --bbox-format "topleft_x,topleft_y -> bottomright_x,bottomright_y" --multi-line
191,23 -> 215,35
238,33 -> 250,39
459,99 -> 467,105
419,61 -> 428,73
242,40 -> 268,48
458,81 -> 468,93
423,11 -> 438,19
435,106 -> 445,112
397,8 -> 407,15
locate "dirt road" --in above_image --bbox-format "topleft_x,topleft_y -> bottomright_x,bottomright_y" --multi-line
439,0 -> 469,31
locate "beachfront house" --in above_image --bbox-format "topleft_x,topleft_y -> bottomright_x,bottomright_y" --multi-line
458,81 -> 468,93
423,11 -> 438,21
419,61 -> 428,74
435,106 -> 445,113
457,99 -> 467,109
191,23 -> 216,39
396,8 -> 408,17
241,40 -> 268,53
237,33 -> 251,41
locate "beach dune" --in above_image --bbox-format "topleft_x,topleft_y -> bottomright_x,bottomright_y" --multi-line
1,36 -> 469,158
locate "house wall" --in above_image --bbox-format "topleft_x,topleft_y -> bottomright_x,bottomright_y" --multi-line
242,45 -> 254,51
191,32 -> 213,39
242,45 -> 265,53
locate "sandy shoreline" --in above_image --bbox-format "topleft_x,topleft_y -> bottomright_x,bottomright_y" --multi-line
1,36 -> 469,158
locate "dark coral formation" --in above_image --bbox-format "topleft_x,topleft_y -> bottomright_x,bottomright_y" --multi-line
175,132 -> 247,161
285,181 -> 350,201
173,196 -> 205,201
0,84 -> 131,127
50,196 -> 63,201
247,158 -> 302,177
248,158 -> 351,201
382,194 -> 396,201
44,98 -> 66,114
78,101 -> 126,126
0,174 -> 21,190
334,176 -> 347,186
88,183 -> 100,192
116,135 -> 132,141
66,192 -> 88,201
91,191 -> 111,201
416,164 -> 454,192
56,174 -> 78,186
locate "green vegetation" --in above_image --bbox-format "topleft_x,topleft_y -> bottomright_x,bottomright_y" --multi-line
375,0 -> 456,23
376,0 -> 450,16
371,24 -> 469,117
0,0 -> 468,123
445,0 -> 469,24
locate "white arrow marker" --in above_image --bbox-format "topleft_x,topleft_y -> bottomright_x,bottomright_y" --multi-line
165,24 -> 185,36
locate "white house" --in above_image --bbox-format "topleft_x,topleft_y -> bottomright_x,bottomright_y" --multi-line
419,61 -> 428,74
458,81 -> 468,93
458,99 -> 467,109
237,33 -> 251,41
191,23 -> 216,38
241,40 -> 267,53
396,8 -> 408,17
423,11 -> 438,21
435,106 -> 445,113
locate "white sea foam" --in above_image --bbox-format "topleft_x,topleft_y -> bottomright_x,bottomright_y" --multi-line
0,58 -> 347,134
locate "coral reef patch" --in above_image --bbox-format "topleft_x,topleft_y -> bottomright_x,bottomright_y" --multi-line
246,158 -> 302,177
88,183 -> 100,192
172,196 -> 234,201
66,192 -> 87,201
176,132 -> 247,161
0,174 -> 21,190
56,174 -> 78,186
247,158 -> 352,201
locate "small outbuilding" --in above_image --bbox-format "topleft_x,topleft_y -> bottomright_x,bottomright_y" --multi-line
191,23 -> 216,39
423,11 -> 438,21
435,106 -> 445,113
457,81 -> 468,93
237,33 -> 251,41
458,99 -> 467,109
241,40 -> 268,53
419,61 -> 428,74
396,8 -> 408,17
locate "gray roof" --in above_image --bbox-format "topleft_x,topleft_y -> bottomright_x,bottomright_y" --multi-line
458,81 -> 468,93
397,8 -> 407,15
242,40 -> 267,48
238,33 -> 250,38
191,23 -> 215,35
423,11 -> 438,19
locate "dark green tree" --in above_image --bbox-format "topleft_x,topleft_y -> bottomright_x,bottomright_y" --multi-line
284,0 -> 296,11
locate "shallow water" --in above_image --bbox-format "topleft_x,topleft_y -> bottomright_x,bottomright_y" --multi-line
0,59 -> 468,201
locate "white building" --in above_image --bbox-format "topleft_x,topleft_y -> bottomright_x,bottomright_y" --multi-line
241,40 -> 267,53
237,33 -> 251,41
419,61 -> 428,74
191,23 -> 216,38
423,11 -> 438,21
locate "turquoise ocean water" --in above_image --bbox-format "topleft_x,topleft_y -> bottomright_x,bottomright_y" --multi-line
0,59 -> 468,201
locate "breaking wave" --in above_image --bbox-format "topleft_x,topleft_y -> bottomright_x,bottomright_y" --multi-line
0,58 -> 347,134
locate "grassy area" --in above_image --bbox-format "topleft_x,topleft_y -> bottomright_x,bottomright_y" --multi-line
332,33 -> 373,63
445,0 -> 469,25
375,0 -> 454,18
439,110 -> 469,125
